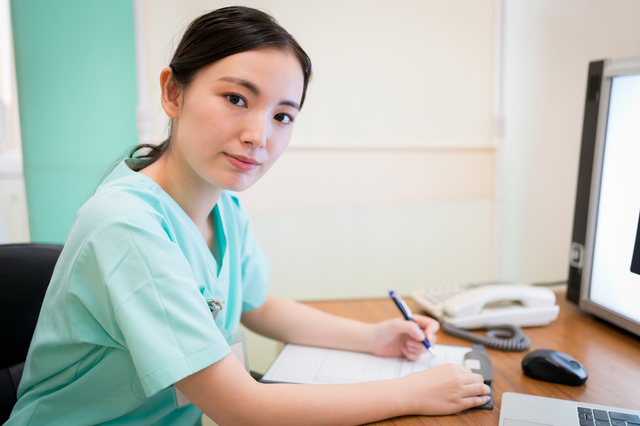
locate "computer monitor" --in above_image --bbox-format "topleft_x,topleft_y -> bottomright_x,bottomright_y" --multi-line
568,55 -> 640,338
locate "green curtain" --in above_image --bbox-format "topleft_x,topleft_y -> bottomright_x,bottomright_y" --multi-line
11,0 -> 139,243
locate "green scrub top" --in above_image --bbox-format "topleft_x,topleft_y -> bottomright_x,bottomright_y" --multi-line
8,159 -> 270,425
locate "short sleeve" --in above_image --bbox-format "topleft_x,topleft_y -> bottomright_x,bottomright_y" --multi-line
72,213 -> 231,397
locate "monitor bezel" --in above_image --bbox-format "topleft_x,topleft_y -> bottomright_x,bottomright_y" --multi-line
578,56 -> 640,337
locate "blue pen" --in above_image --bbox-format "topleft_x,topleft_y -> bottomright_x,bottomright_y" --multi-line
388,290 -> 436,356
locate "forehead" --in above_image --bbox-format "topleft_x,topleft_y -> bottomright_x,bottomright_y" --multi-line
193,49 -> 304,100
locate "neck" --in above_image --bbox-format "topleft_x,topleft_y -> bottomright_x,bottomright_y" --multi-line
139,154 -> 222,230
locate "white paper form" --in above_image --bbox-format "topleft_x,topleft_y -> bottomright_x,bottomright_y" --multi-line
261,344 -> 471,384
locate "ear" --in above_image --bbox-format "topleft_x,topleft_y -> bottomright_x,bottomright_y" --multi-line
160,67 -> 181,119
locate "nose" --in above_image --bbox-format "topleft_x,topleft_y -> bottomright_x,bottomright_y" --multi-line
240,111 -> 269,148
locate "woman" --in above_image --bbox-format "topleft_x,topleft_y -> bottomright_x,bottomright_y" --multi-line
8,6 -> 490,425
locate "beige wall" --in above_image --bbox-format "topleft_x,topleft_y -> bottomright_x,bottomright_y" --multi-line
499,0 -> 640,284
238,147 -> 495,300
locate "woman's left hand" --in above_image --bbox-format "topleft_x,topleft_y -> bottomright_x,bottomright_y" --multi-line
369,314 -> 440,360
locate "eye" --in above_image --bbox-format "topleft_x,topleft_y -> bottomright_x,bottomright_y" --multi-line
226,94 -> 246,107
274,113 -> 294,124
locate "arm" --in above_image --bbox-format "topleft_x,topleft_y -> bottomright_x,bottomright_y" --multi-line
241,296 -> 439,359
175,351 -> 491,426
241,296 -> 375,352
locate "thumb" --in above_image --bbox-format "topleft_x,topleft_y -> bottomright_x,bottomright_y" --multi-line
398,320 -> 426,341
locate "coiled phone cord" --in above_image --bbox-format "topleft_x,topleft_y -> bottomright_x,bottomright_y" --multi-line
440,322 -> 531,351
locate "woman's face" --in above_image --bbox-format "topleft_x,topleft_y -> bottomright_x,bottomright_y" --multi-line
163,48 -> 304,193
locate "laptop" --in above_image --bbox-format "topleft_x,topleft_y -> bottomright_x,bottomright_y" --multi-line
499,392 -> 640,426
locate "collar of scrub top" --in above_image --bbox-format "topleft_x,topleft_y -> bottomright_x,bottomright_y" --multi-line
123,160 -> 229,281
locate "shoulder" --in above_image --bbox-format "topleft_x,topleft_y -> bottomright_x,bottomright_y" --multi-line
66,161 -> 181,254
75,178 -> 166,237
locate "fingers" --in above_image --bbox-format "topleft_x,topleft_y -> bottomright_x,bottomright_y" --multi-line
478,383 -> 492,396
450,370 -> 492,411
450,363 -> 474,375
471,380 -> 491,396
407,364 -> 492,415
455,368 -> 491,394
455,366 -> 485,385
463,383 -> 492,409
401,323 -> 439,360
401,340 -> 423,360
401,346 -> 421,361
387,315 -> 438,344
462,394 -> 493,410
456,369 -> 492,408
442,365 -> 491,397
392,319 -> 427,342
379,316 -> 438,360
412,314 -> 439,342
412,313 -> 438,328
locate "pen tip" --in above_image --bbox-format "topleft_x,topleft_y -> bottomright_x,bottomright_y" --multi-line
428,347 -> 436,357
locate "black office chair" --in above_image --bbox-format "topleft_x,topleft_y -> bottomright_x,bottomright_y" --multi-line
0,243 -> 63,423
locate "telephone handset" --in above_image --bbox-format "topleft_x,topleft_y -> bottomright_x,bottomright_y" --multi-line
412,283 -> 560,351
444,284 -> 559,327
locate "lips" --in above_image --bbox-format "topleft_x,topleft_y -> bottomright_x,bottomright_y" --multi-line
224,153 -> 260,171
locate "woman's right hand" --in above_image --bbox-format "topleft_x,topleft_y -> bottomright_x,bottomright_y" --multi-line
402,363 -> 491,416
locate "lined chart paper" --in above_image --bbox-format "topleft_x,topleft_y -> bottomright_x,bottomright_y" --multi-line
261,344 -> 471,384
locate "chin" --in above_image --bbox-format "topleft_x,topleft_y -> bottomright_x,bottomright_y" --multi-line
202,164 -> 267,193
214,175 -> 261,193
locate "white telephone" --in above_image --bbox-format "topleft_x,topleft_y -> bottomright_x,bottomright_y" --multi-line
412,283 -> 559,330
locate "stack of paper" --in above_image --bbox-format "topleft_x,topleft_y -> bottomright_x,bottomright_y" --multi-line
261,344 -> 471,384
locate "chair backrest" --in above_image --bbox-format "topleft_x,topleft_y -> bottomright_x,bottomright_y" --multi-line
0,243 -> 63,422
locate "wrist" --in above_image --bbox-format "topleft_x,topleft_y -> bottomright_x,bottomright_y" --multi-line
390,376 -> 416,416
361,322 -> 379,354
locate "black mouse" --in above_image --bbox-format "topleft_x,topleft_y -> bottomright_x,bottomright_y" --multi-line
522,349 -> 588,386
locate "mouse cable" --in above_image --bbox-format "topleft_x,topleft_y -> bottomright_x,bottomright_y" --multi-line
440,322 -> 531,351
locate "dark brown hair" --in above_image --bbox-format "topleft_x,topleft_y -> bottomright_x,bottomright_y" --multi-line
130,6 -> 312,169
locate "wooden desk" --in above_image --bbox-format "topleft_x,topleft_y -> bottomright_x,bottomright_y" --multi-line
302,292 -> 640,425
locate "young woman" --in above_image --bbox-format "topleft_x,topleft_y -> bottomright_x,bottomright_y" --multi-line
8,7 -> 491,425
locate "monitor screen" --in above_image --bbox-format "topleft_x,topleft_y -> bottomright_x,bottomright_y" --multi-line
569,56 -> 640,338
588,72 -> 640,325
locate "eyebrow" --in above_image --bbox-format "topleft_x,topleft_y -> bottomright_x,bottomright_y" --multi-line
219,76 -> 300,111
